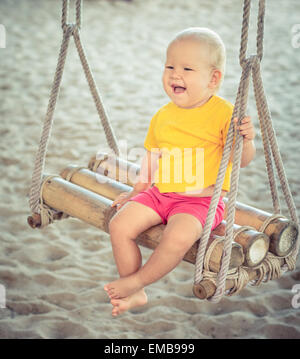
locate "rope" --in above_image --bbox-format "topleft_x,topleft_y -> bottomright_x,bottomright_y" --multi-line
63,166 -> 86,182
227,266 -> 250,296
29,25 -> 73,214
29,0 -> 119,222
194,0 -> 299,302
72,27 -> 120,156
253,252 -> 282,286
201,266 -> 250,297
194,51 -> 254,302
37,175 -> 70,228
233,225 -> 255,240
203,236 -> 224,271
258,213 -> 285,233
87,154 -> 109,173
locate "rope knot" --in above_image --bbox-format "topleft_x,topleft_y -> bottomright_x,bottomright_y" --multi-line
62,23 -> 79,36
240,54 -> 260,71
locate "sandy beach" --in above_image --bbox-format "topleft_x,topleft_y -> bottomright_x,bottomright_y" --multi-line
0,0 -> 300,339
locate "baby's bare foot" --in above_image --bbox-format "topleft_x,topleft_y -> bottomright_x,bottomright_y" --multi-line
104,273 -> 144,299
110,289 -> 148,317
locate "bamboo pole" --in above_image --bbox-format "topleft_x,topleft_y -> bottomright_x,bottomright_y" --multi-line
193,258 -> 285,300
88,152 -> 298,257
88,154 -> 139,187
213,221 -> 269,267
61,164 -> 133,199
27,211 -> 65,229
31,175 -> 244,273
61,164 -> 269,267
192,271 -> 257,300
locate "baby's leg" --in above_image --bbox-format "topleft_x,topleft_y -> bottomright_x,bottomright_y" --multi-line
107,201 -> 163,278
105,201 -> 162,316
106,213 -> 203,299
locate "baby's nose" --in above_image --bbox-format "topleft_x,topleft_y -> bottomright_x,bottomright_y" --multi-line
171,70 -> 181,79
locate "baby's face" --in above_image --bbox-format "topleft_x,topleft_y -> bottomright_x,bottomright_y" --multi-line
162,38 -> 215,109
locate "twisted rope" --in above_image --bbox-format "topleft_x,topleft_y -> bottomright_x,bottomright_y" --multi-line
194,0 -> 299,302
203,236 -> 224,272
29,0 -> 119,219
29,25 -> 73,214
258,213 -> 285,233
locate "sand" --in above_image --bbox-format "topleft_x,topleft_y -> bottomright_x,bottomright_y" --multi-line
0,0 -> 300,339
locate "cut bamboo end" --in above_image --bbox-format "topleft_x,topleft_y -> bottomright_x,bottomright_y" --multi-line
265,218 -> 298,257
246,233 -> 270,266
235,229 -> 269,267
225,199 -> 298,257
193,280 -> 219,300
27,213 -> 42,228
27,211 -> 65,229
213,222 -> 269,267
205,236 -> 244,272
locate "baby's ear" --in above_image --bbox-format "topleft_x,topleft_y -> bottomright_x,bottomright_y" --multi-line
210,69 -> 222,88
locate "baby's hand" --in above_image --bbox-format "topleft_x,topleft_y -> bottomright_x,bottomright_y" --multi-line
111,192 -> 133,211
234,116 -> 255,142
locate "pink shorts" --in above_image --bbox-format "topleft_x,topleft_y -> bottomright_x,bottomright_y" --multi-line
129,185 -> 225,230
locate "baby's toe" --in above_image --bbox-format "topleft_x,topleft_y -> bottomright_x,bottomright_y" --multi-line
112,307 -> 119,316
111,299 -> 120,307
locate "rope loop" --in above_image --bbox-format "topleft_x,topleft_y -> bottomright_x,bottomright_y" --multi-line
38,175 -> 59,228
256,0 -> 265,62
239,0 -> 265,67
62,0 -> 82,30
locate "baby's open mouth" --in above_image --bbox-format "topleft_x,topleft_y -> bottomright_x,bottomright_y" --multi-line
172,85 -> 186,94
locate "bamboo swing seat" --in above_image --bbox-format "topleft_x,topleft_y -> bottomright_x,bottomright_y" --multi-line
27,156 -> 298,299
27,0 -> 299,302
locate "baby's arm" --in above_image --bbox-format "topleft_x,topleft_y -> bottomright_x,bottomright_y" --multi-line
240,138 -> 256,167
111,150 -> 160,210
237,116 -> 256,167
229,116 -> 256,168
132,150 -> 161,194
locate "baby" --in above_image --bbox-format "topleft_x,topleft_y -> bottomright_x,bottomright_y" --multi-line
104,27 -> 256,316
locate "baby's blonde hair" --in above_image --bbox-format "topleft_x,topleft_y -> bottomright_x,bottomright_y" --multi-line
170,27 -> 226,90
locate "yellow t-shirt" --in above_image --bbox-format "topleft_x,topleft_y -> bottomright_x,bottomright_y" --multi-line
143,95 -> 234,193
